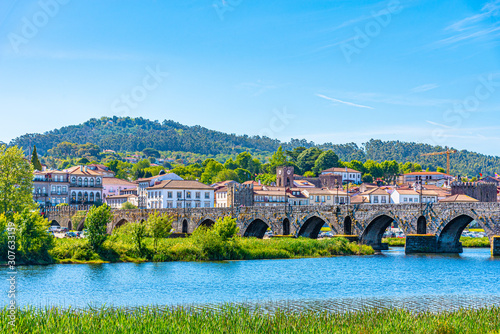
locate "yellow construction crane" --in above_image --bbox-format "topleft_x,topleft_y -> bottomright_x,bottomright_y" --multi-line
421,148 -> 457,175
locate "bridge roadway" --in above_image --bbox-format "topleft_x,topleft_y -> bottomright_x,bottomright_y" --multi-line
46,203 -> 500,255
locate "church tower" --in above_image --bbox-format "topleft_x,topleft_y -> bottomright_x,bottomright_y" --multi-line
276,166 -> 294,188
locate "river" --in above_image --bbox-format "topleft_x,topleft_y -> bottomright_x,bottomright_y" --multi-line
2,248 -> 500,312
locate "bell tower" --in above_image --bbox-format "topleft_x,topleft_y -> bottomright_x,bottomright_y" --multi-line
276,166 -> 294,187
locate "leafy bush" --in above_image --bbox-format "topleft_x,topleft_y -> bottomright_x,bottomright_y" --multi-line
85,205 -> 112,251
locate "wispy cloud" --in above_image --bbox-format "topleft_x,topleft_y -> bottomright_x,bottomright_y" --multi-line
426,120 -> 451,128
435,0 -> 500,47
316,93 -> 375,109
411,83 -> 439,93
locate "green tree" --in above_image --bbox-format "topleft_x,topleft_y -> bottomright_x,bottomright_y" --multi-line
364,160 -> 383,179
121,202 -> 137,210
303,171 -> 315,177
214,169 -> 239,183
0,145 -> 35,219
200,160 -> 224,184
31,145 -> 42,171
6,210 -> 53,264
313,150 -> 339,174
85,204 -> 112,251
437,167 -> 446,173
235,168 -> 252,183
224,158 -> 238,170
255,173 -> 276,185
347,160 -> 366,174
130,222 -> 147,255
269,146 -> 287,170
146,212 -> 173,252
142,148 -> 160,158
297,147 -> 322,174
362,174 -> 374,183
286,147 -> 307,163
213,216 -> 239,241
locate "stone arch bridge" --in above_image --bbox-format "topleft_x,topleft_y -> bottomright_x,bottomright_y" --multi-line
46,203 -> 500,255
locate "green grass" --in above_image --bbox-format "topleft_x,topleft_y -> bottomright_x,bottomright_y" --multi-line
47,236 -> 374,264
383,237 -> 491,248
3,305 -> 500,333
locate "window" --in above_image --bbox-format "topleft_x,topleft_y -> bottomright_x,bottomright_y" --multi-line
90,178 -> 94,187
327,196 -> 331,200
204,202 -> 211,208
72,192 -> 76,201
177,192 -> 182,199
167,202 -> 173,208
72,177 -> 76,184
321,196 -> 325,202
381,196 -> 386,203
404,197 -> 408,202
195,202 -> 201,208
96,178 -> 101,185
168,192 -> 172,199
373,196 -> 379,203
196,192 -> 200,199
186,191 -> 191,199
96,192 -> 100,200
62,186 -> 67,193
52,186 -> 56,192
186,202 -> 192,208
90,192 -> 94,202
409,198 -> 413,203
84,178 -> 88,187
414,198 -> 419,203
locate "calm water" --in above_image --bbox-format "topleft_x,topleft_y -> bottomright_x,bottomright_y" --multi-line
2,248 -> 500,311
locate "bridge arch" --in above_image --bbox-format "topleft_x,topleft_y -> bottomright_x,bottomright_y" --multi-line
76,220 -> 85,231
417,216 -> 427,235
113,218 -> 129,231
437,214 -> 484,253
182,219 -> 189,234
297,215 -> 326,239
282,218 -> 290,236
343,216 -> 352,235
199,218 -> 215,228
243,219 -> 269,238
360,214 -> 395,250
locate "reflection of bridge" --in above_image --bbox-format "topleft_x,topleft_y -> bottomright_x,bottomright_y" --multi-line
46,203 -> 500,255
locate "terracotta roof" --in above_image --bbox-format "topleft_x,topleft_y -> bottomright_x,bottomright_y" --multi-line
64,166 -> 102,176
322,167 -> 361,174
102,178 -> 136,186
362,188 -> 389,196
305,188 -> 348,196
404,172 -> 452,177
107,194 -> 138,199
439,194 -> 479,203
395,189 -> 419,195
147,180 -> 213,190
351,195 -> 369,204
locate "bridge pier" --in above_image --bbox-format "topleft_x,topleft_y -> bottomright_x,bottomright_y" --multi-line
405,235 -> 437,254
492,236 -> 500,256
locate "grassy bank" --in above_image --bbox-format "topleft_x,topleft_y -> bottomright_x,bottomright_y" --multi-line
48,236 -> 374,264
3,305 -> 500,333
383,237 -> 491,248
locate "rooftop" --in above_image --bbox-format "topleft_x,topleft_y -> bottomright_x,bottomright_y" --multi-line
147,179 -> 213,190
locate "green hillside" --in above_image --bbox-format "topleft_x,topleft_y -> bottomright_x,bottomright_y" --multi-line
8,116 -> 500,177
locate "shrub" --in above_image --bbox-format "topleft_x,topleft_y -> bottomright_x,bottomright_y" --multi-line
85,204 -> 112,252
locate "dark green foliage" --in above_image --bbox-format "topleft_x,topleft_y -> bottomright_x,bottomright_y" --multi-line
313,150 -> 339,174
297,147 -> 322,173
85,205 -> 112,251
31,145 -> 42,171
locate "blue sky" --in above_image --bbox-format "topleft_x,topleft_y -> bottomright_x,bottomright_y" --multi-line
1,0 -> 499,155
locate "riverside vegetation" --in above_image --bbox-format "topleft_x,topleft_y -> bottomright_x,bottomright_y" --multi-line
49,213 -> 374,264
2,305 -> 500,334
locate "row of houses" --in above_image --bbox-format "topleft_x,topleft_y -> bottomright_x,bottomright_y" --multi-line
33,164 -> 495,210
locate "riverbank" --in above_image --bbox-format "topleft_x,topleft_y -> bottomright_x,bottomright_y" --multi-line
44,236 -> 374,265
383,237 -> 491,248
3,305 -> 500,333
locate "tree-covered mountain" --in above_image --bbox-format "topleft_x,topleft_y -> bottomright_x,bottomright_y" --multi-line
8,116 -> 500,177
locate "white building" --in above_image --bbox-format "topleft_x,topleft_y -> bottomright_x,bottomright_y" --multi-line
136,172 -> 183,208
146,180 -> 214,209
391,189 -> 420,204
359,188 -> 390,204
303,188 -> 350,205
321,167 -> 362,184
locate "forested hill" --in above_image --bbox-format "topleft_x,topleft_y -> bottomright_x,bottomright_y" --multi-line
10,116 -> 281,155
9,116 -> 500,176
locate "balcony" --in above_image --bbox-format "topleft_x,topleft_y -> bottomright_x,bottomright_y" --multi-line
51,191 -> 69,195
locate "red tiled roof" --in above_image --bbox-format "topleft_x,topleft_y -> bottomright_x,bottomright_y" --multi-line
147,180 -> 213,190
